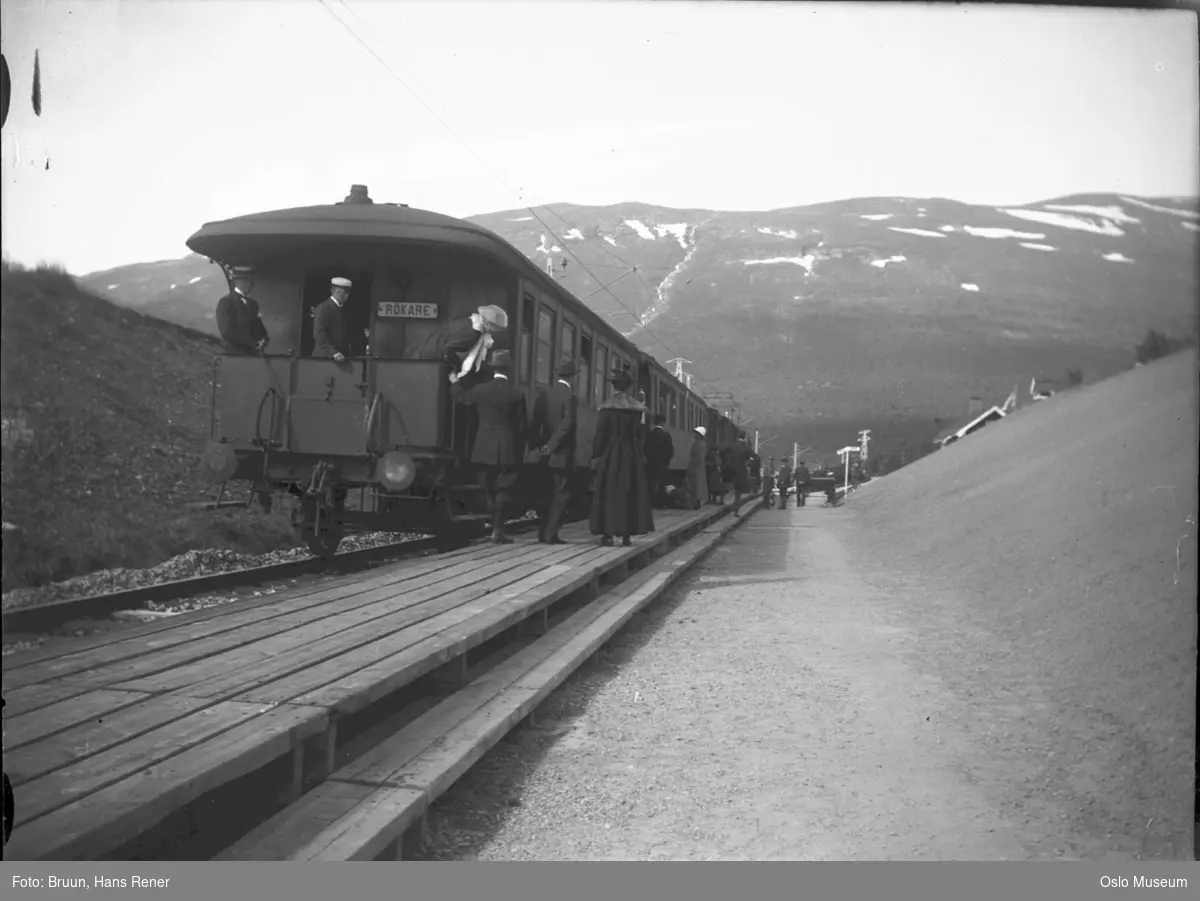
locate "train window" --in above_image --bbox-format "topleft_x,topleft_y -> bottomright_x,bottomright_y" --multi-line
536,307 -> 555,384
594,344 -> 608,406
560,320 -> 576,370
670,392 -> 679,428
579,332 -> 593,403
520,293 -> 535,385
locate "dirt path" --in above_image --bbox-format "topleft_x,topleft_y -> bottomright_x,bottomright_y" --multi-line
421,504 -> 1104,860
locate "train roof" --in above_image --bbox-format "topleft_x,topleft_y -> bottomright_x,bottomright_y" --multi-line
186,186 -> 705,397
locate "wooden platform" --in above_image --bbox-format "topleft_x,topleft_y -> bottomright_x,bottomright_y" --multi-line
1,503 -> 736,861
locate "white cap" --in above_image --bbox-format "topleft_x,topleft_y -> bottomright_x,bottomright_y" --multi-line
331,277 -> 352,288
694,426 -> 706,437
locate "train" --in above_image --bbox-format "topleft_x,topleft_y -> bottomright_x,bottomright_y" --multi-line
190,184 -> 742,556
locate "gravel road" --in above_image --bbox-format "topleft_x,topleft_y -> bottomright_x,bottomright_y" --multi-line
420,356 -> 1196,861
419,506 -> 1069,859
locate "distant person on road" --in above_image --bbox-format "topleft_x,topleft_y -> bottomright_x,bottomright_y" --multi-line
776,460 -> 792,509
643,413 -> 674,509
684,426 -> 709,510
794,460 -> 811,507
215,266 -> 269,354
589,364 -> 654,547
312,276 -> 354,361
452,350 -> 527,544
725,432 -> 754,515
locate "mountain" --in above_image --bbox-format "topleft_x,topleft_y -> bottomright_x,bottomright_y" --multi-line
78,193 -> 1198,456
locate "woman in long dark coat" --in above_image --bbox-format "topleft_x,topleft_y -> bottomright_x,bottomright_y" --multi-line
589,366 -> 654,546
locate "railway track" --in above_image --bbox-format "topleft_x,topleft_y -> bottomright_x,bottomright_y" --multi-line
1,517 -> 542,638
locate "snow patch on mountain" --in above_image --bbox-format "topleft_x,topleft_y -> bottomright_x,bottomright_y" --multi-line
603,236 -> 619,246
961,283 -> 980,292
860,214 -> 893,221
638,222 -> 707,331
1119,196 -> 1200,220
1181,221 -> 1200,233
757,226 -> 800,238
563,228 -> 585,240
742,255 -> 817,274
107,284 -> 119,290
1000,208 -> 1125,236
1019,243 -> 1057,252
188,276 -> 203,284
1043,203 -> 1141,225
509,216 -> 533,222
655,223 -> 690,248
963,226 -> 1046,240
1101,252 -> 1134,263
939,225 -> 956,233
624,219 -> 656,240
870,255 -> 907,269
888,227 -> 946,238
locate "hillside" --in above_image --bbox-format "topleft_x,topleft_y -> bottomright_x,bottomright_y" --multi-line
0,263 -> 296,591
844,347 -> 1197,858
79,193 -> 1198,455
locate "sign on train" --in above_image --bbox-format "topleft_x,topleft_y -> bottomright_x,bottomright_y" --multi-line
378,301 -> 439,319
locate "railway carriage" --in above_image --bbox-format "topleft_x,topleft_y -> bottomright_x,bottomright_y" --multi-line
191,185 -> 734,556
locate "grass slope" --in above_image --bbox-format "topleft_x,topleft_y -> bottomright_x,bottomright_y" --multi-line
1,263 -> 296,591
846,347 -> 1197,858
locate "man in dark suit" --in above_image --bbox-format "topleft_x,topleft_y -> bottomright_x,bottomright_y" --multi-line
312,276 -> 353,360
215,266 -> 269,354
777,459 -> 793,509
725,432 -> 754,514
529,360 -> 579,543
794,459 -> 812,507
643,413 -> 674,508
453,349 -> 527,544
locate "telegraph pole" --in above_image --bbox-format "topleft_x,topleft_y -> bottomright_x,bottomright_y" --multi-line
857,429 -> 872,467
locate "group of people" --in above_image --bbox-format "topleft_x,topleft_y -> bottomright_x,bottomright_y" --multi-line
760,458 -> 839,508
216,269 -> 363,360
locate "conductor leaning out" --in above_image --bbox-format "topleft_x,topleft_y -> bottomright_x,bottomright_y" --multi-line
313,276 -> 354,361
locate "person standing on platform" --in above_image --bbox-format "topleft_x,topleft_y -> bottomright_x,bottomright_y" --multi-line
725,431 -> 754,515
452,350 -> 527,544
215,266 -> 269,354
313,276 -> 354,360
643,413 -> 674,509
705,440 -> 723,505
762,455 -> 776,507
589,365 -> 654,547
529,360 -> 579,544
777,459 -> 793,509
794,459 -> 812,507
748,450 -> 762,492
685,426 -> 709,510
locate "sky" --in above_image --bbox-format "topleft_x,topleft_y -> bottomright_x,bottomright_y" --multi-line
1,0 -> 1197,275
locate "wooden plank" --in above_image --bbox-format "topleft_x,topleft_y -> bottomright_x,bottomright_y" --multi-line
213,780 -> 380,860
3,703 -> 327,861
181,547 -> 597,706
113,545 -> 590,698
4,544 -> 549,690
40,547 -> 565,693
5,694 -> 222,789
2,540 -> 535,677
1,680 -> 114,714
292,786 -> 427,861
3,688 -> 151,750
284,547 -> 615,712
14,697 -> 321,832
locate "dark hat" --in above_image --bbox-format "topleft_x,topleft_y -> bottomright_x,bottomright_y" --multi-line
607,364 -> 633,387
556,360 -> 579,378
490,349 -> 514,370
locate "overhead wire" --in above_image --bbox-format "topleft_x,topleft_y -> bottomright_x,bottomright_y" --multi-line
318,0 -> 734,407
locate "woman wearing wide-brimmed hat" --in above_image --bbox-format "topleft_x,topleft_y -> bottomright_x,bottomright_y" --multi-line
589,364 -> 654,546
415,303 -> 510,384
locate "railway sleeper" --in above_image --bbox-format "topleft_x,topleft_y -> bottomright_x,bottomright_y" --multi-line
213,503 -> 753,861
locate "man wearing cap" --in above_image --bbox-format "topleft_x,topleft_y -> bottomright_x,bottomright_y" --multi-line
452,349 -> 527,544
215,267 -> 269,354
313,277 -> 353,361
417,304 -> 509,385
528,360 -> 579,543
684,426 -> 708,510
